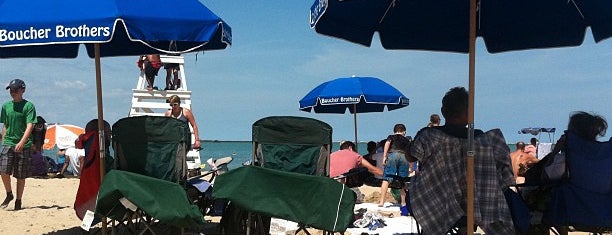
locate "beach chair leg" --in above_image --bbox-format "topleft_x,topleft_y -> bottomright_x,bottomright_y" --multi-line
295,224 -> 312,235
135,211 -> 158,235
322,231 -> 341,235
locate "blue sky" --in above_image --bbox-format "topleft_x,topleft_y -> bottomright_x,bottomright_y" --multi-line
0,1 -> 610,143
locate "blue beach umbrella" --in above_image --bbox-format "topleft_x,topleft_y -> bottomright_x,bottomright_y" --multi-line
0,0 -> 231,58
309,0 -> 611,232
0,0 -> 231,178
299,76 -> 409,146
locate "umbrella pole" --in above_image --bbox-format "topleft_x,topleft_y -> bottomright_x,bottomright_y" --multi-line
94,43 -> 108,235
353,104 -> 358,151
467,0 -> 476,234
94,43 -> 106,180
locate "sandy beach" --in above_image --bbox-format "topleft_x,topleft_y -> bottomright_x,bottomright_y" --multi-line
0,177 -> 592,235
0,177 -> 82,235
0,177 -> 393,235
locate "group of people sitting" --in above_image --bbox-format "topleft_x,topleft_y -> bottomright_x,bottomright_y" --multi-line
329,86 -> 610,234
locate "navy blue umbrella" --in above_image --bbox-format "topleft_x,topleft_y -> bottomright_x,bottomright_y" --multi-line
299,76 -> 409,146
310,0 -> 610,232
0,0 -> 231,180
310,0 -> 611,53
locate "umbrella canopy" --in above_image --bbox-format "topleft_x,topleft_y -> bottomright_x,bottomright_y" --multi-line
309,0 -> 611,233
0,0 -> 231,58
299,76 -> 409,145
0,0 -> 231,179
519,128 -> 557,136
310,0 -> 612,53
43,124 -> 85,150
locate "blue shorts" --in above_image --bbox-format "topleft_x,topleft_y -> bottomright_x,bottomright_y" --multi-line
0,145 -> 32,179
382,152 -> 409,182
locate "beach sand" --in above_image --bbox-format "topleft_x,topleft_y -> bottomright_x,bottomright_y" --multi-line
0,177 -> 82,235
0,178 -> 592,235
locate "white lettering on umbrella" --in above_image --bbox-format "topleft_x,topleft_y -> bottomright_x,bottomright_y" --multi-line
0,24 -> 111,43
0,27 -> 51,42
56,25 -> 111,38
320,97 -> 339,104
320,97 -> 360,104
340,97 -> 359,103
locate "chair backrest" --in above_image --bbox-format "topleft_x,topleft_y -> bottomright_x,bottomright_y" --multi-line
544,132 -> 612,228
112,116 -> 191,183
566,132 -> 612,194
252,116 -> 332,176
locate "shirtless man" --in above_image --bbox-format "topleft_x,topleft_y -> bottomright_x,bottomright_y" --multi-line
137,54 -> 162,90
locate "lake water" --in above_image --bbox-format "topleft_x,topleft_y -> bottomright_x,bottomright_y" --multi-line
197,141 -> 370,170
199,142 -> 517,170
42,141 -> 518,171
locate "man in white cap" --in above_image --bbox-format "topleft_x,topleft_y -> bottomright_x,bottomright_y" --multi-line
0,79 -> 37,210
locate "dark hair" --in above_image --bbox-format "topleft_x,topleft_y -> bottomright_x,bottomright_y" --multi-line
340,141 -> 356,150
516,141 -> 525,150
441,87 -> 468,120
393,124 -> 406,133
366,141 -> 377,152
85,119 -> 112,146
32,116 -> 47,152
378,139 -> 387,148
568,111 -> 607,140
430,114 -> 440,124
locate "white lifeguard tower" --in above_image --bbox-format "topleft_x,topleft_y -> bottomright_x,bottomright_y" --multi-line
129,55 -> 201,174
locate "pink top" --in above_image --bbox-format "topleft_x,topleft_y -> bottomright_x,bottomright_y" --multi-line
329,149 -> 362,178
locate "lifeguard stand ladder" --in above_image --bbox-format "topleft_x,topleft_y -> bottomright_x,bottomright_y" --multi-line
128,55 -> 201,174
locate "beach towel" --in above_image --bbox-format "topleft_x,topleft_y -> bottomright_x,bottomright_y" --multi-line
74,131 -> 101,220
538,143 -> 553,159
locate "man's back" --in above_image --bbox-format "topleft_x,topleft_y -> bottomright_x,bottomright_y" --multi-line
329,149 -> 361,178
409,127 -> 515,234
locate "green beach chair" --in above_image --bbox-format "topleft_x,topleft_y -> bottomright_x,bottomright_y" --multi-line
96,170 -> 205,234
94,116 -> 201,234
112,116 -> 191,183
252,116 -> 332,176
214,116 -> 355,234
213,165 -> 356,233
